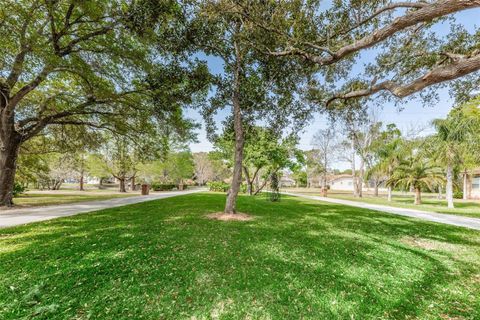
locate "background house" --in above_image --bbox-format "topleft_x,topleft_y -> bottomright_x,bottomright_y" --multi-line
329,175 -> 354,191
465,169 -> 480,199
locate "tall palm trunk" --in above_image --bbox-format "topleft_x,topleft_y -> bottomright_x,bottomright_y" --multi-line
351,138 -> 358,197
387,165 -> 393,202
414,187 -> 422,205
358,157 -> 364,198
446,164 -> 454,208
463,170 -> 468,200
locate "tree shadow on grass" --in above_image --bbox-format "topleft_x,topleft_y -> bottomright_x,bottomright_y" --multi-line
0,193 -> 479,319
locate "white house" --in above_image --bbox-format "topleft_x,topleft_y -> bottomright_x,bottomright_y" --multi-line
329,175 -> 354,191
279,175 -> 296,187
464,169 -> 480,199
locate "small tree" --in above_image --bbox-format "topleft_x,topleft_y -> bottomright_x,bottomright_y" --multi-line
388,156 -> 444,205
311,125 -> 339,190
164,151 -> 195,190
368,124 -> 404,199
193,152 -> 215,186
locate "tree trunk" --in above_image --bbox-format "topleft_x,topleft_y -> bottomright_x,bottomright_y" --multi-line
53,180 -> 62,190
224,41 -> 244,214
131,175 -> 136,191
387,186 -> 392,202
438,185 -> 443,199
119,178 -> 126,193
351,138 -> 358,197
446,164 -> 454,208
374,182 -> 379,197
0,132 -> 21,207
243,166 -> 253,196
463,170 -> 468,200
358,157 -> 364,198
414,187 -> 421,205
79,172 -> 84,191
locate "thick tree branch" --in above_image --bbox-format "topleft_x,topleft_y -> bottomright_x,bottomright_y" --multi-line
270,0 -> 480,66
341,1 -> 429,36
9,66 -> 54,108
327,52 -> 480,104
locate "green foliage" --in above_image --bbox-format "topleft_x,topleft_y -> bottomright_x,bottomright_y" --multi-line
214,126 -> 302,194
207,181 -> 230,192
151,184 -> 177,191
292,170 -> 308,187
388,157 -> 445,193
163,151 -> 195,185
12,183 -> 26,197
453,190 -> 464,199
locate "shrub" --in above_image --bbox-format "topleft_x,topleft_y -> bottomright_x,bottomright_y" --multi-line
207,181 -> 230,192
13,183 -> 26,197
453,190 -> 463,199
151,183 -> 177,191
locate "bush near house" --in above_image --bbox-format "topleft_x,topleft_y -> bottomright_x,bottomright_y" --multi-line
453,190 -> 463,199
151,184 -> 177,191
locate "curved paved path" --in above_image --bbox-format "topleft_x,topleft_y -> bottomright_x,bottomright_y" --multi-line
0,189 -> 204,229
284,192 -> 480,231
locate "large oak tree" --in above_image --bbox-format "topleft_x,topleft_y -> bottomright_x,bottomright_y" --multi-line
0,0 -> 208,206
236,0 -> 480,103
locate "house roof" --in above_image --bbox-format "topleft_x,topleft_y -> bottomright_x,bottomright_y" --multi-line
328,174 -> 352,182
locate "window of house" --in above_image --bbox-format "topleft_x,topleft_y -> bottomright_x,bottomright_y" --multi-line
473,176 -> 480,189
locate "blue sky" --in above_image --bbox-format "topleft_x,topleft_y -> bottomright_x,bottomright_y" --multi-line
187,7 -> 480,169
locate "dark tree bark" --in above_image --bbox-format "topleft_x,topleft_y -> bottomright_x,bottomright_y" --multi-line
79,172 -> 85,191
224,39 -> 244,214
244,166 -> 261,196
131,175 -> 136,191
119,178 -> 127,193
0,117 -> 21,206
243,166 -> 252,195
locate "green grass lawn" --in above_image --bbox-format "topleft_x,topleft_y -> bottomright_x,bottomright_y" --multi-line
286,188 -> 480,218
12,192 -> 137,207
1,193 -> 479,319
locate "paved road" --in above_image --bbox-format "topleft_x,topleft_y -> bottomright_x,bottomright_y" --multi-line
0,189 -> 204,229
284,192 -> 480,231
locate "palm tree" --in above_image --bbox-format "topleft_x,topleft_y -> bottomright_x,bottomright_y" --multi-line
372,124 -> 404,201
388,157 -> 445,205
431,105 -> 479,208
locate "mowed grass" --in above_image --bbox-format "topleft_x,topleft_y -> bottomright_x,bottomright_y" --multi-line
286,188 -> 480,218
0,193 -> 479,319
11,192 -> 136,207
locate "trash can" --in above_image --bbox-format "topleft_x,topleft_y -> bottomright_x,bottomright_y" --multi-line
141,184 -> 150,195
321,187 -> 328,197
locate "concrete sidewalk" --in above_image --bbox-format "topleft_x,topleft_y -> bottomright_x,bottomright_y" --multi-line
0,189 -> 204,229
284,192 -> 480,231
